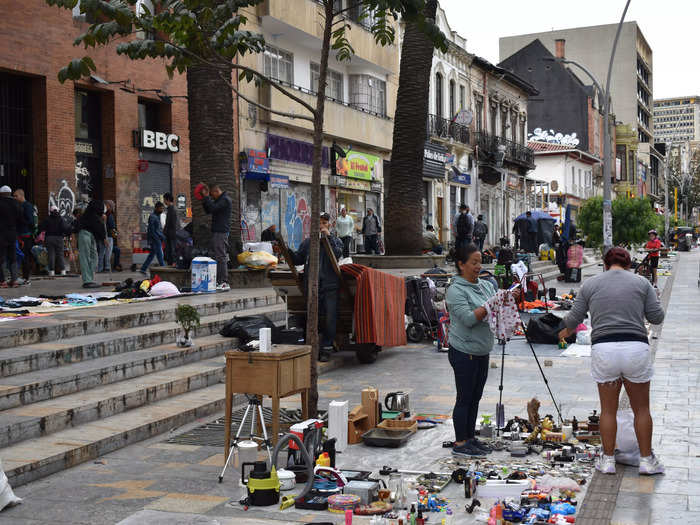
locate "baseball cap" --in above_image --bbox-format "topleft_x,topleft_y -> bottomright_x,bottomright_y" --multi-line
0,185 -> 11,194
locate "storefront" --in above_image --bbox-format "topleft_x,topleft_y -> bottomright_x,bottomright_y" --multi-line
423,142 -> 449,241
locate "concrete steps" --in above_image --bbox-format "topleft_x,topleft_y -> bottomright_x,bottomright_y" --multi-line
0,289 -> 293,487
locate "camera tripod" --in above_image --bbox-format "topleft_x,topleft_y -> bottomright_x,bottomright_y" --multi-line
219,394 -> 272,483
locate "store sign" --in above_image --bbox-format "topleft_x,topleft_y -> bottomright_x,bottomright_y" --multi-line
75,140 -> 95,155
270,174 -> 289,189
370,181 -> 382,193
246,148 -> 269,173
331,175 -> 370,191
424,147 -> 451,165
267,134 -> 329,168
135,129 -> 180,152
423,142 -> 449,179
336,150 -> 380,181
449,167 -> 471,185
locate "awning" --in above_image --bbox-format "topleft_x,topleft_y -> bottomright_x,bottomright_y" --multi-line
244,171 -> 290,189
449,166 -> 471,185
244,170 -> 268,181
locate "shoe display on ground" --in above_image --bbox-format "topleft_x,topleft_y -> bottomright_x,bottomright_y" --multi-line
595,454 -> 616,475
639,454 -> 665,475
468,437 -> 492,453
216,283 -> 230,291
452,443 -> 487,458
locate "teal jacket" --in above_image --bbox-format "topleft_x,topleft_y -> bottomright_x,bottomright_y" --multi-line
446,276 -> 496,356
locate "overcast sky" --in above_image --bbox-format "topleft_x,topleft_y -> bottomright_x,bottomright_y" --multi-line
440,0 -> 697,99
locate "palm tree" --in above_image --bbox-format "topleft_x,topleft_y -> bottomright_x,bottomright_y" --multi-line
385,0 -> 438,256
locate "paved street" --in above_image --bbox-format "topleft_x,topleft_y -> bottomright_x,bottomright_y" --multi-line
1,253 -> 686,525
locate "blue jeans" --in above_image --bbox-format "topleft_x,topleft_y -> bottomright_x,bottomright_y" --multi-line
364,234 -> 378,254
140,241 -> 164,272
320,287 -> 338,349
448,346 -> 489,441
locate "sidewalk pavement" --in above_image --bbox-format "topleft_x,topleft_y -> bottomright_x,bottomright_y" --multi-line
598,250 -> 700,525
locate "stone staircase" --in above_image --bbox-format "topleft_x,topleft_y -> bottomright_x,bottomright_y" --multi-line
0,290 -> 286,487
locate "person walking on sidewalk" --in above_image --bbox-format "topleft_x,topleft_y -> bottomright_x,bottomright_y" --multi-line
78,200 -> 106,288
200,183 -> 232,290
335,207 -> 355,258
0,186 -> 21,287
453,204 -> 474,253
446,244 -> 497,457
163,193 -> 178,266
97,200 -> 116,273
361,208 -> 381,255
140,202 -> 166,275
39,206 -> 70,276
14,188 -> 35,282
645,229 -> 663,286
558,247 -> 666,476
473,214 -> 488,252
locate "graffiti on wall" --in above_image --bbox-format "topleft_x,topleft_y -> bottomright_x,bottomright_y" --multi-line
284,190 -> 311,250
528,128 -> 580,147
261,193 -> 278,232
75,160 -> 92,207
48,179 -> 76,218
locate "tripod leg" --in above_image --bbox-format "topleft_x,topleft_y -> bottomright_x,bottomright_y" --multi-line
219,442 -> 236,483
257,403 -> 273,465
496,339 -> 506,435
220,402 -> 252,483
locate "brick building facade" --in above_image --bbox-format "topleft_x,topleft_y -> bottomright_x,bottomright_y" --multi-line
0,1 -> 198,261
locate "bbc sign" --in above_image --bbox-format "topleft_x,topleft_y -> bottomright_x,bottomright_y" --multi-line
134,129 -> 180,152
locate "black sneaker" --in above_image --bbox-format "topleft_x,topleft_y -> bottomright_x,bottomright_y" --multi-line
318,351 -> 331,363
468,438 -> 492,453
452,443 -> 486,458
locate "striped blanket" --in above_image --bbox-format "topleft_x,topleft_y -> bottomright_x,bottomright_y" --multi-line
341,264 -> 407,348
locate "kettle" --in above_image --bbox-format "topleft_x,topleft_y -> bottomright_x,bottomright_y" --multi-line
384,392 -> 410,413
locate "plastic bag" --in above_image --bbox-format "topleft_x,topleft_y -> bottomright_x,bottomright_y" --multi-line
576,329 -> 591,345
219,315 -> 276,343
615,408 -> 640,466
0,458 -> 21,510
535,474 -> 580,492
526,313 -> 576,345
237,250 -> 278,270
150,281 -> 180,296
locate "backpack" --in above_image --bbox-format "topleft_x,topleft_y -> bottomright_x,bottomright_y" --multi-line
456,213 -> 472,239
473,221 -> 487,239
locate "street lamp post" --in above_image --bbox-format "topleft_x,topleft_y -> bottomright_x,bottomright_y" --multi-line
544,0 -> 631,253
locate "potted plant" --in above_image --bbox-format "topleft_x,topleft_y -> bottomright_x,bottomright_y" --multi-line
175,304 -> 200,347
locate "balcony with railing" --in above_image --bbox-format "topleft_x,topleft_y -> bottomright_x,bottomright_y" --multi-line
427,114 -> 470,146
474,131 -> 535,169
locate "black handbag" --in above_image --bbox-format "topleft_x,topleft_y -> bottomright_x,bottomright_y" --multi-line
525,313 -> 576,345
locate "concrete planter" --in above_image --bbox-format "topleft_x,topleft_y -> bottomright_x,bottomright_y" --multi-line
351,254 -> 446,269
149,266 -> 271,290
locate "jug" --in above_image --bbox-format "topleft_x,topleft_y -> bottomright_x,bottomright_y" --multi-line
384,392 -> 410,413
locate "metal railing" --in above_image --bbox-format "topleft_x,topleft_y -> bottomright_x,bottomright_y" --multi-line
474,131 -> 535,167
427,114 -> 470,145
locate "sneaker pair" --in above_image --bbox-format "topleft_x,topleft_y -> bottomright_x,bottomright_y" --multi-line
596,453 -> 664,475
216,282 -> 230,291
452,438 -> 490,458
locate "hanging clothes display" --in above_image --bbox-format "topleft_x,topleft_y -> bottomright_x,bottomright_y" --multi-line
483,289 -> 520,341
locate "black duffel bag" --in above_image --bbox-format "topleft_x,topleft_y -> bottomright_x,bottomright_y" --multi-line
220,315 -> 276,342
525,313 -> 577,345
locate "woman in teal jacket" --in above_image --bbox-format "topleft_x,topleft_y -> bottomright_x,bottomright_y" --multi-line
446,243 -> 497,457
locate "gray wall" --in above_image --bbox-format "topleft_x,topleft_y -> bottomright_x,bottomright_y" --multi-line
499,22 -> 643,129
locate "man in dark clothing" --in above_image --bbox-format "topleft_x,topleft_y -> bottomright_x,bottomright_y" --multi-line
473,214 -> 488,252
361,208 -> 381,254
261,224 -> 277,242
200,183 -> 233,290
525,211 -> 538,253
163,193 -> 178,266
39,206 -> 70,276
140,202 -> 166,274
290,213 -> 343,362
0,186 -> 21,287
14,189 -> 35,282
78,200 -> 107,288
454,204 -> 474,253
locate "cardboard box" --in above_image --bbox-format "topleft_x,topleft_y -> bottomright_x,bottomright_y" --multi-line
348,406 -> 370,445
361,387 -> 380,429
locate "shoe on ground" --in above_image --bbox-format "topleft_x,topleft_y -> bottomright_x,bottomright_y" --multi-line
639,454 -> 665,475
60,270 -> 67,276
8,281 -> 18,288
82,282 -> 101,289
469,437 -> 493,453
0,282 -> 7,288
216,282 -> 230,291
318,351 -> 330,363
595,454 -> 616,475
48,270 -> 55,277
452,443 -> 487,458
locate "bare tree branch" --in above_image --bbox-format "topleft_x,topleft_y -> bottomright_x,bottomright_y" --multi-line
218,71 -> 315,122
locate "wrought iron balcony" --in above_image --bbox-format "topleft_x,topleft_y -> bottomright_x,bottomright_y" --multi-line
427,114 -> 470,145
474,131 -> 535,169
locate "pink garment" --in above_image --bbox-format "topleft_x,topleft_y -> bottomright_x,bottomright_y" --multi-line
483,289 -> 520,341
567,245 -> 583,269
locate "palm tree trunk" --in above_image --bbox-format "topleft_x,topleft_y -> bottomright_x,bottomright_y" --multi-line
305,0 -> 334,417
186,62 -> 240,254
385,0 -> 438,255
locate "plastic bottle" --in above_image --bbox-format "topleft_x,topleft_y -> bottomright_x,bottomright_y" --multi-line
444,508 -> 454,525
416,509 -> 425,525
345,508 -> 353,525
316,452 -> 331,467
410,504 -> 416,525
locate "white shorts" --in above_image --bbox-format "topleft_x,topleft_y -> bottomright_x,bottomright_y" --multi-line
591,341 -> 653,384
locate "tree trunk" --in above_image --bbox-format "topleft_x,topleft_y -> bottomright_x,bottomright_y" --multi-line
385,0 -> 438,256
186,62 -> 240,255
305,0 -> 334,417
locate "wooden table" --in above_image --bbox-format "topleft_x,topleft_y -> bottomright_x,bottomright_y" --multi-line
223,345 -> 311,460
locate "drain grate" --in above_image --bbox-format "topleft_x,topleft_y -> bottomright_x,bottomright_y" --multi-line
166,407 -> 327,447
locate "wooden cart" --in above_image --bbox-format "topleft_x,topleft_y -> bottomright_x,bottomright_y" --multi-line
269,235 -> 381,364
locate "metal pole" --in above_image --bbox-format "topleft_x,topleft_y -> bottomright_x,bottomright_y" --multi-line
602,0 -> 632,253
675,187 -> 678,221
664,158 -> 670,246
